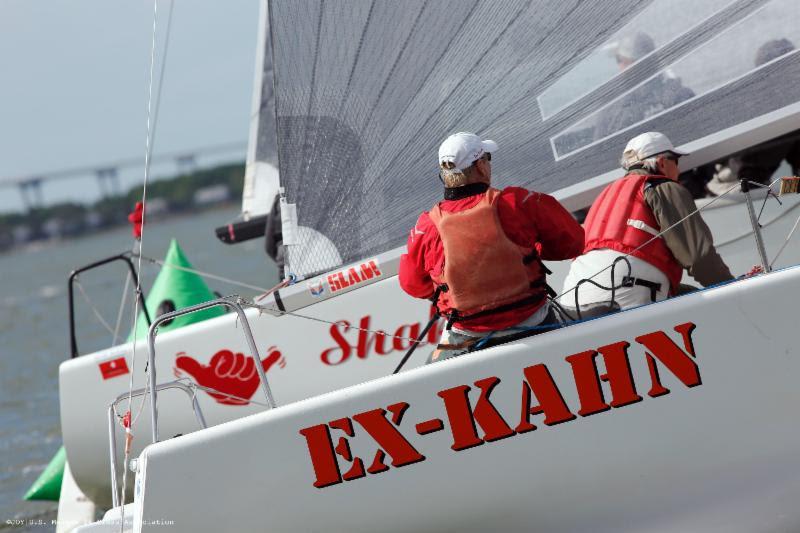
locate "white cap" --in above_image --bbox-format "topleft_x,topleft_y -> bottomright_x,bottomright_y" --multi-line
615,32 -> 655,62
438,132 -> 498,171
621,131 -> 688,168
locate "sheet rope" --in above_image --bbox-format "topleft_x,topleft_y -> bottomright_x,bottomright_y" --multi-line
118,0 -> 167,524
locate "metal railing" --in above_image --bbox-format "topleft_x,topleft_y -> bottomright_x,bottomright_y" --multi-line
740,178 -> 772,272
146,296 -> 276,443
108,381 -> 207,508
68,253 -> 151,358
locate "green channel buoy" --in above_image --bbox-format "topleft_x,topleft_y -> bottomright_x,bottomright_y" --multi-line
128,238 -> 225,341
24,446 -> 66,501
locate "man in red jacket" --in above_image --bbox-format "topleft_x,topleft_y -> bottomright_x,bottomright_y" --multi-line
399,132 -> 584,363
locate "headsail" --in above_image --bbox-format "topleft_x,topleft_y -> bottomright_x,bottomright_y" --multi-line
267,0 -> 800,278
241,0 -> 280,221
215,0 -> 280,246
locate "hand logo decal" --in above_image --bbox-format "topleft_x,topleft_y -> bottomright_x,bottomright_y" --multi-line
174,347 -> 285,405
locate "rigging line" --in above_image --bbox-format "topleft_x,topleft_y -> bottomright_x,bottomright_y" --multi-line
133,253 -> 273,293
240,299 -> 440,347
144,0 -> 175,174
707,175 -> 796,247
254,278 -> 293,301
74,279 -> 117,338
111,270 -> 133,347
171,379 -> 272,408
555,180 -> 743,302
715,196 -> 800,247
125,0 -> 161,421
127,0 -> 162,414
121,0 -> 160,525
769,211 -> 800,269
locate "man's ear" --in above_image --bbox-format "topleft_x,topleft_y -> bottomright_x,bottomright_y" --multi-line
655,155 -> 667,174
477,159 -> 490,181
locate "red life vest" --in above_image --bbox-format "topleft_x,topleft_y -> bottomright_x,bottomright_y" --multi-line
583,173 -> 683,293
428,188 -> 545,318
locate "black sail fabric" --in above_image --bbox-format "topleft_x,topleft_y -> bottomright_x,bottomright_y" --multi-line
264,0 -> 800,278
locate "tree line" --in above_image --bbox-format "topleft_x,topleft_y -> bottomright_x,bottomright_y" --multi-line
0,162 -> 245,252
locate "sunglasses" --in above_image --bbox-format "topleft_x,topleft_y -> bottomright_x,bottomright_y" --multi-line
658,152 -> 679,163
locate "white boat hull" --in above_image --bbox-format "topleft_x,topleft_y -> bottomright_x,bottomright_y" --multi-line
59,190 -> 800,509
132,266 -> 800,532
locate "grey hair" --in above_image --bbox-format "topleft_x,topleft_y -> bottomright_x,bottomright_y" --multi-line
638,156 -> 660,173
622,155 -> 660,173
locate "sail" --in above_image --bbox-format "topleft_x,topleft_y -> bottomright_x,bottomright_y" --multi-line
216,0 -> 280,245
267,0 -> 800,278
241,0 -> 280,220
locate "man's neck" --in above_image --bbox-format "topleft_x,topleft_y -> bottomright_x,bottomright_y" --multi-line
444,182 -> 489,200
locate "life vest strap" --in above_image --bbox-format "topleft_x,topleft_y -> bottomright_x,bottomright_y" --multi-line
445,290 -> 547,329
621,276 -> 662,302
626,218 -> 660,237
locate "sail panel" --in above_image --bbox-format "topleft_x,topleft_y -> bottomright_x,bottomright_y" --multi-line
551,0 -> 800,160
537,0 -> 738,121
267,0 -> 800,278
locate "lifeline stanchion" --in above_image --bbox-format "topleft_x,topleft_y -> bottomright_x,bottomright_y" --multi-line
393,287 -> 442,374
741,178 -> 772,272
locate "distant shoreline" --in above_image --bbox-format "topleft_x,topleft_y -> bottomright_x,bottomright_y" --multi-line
0,162 -> 246,255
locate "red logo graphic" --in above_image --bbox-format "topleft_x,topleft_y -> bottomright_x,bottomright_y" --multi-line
301,322 -> 700,489
326,259 -> 382,293
99,357 -> 130,380
320,306 -> 444,366
174,347 -> 285,405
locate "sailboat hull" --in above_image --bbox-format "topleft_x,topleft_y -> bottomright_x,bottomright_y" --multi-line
131,266 -> 800,532
59,189 -> 800,508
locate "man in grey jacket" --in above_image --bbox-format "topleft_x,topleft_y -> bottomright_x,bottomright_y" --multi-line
562,132 -> 733,316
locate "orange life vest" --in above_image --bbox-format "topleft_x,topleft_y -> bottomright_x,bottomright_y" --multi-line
583,173 -> 683,292
428,188 -> 545,318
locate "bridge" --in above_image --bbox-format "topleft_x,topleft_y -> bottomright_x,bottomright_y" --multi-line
0,141 -> 247,211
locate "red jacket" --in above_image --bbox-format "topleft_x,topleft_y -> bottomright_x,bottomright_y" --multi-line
400,185 -> 584,331
583,173 -> 683,292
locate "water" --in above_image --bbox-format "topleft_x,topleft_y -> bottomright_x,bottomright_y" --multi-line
0,206 -> 278,528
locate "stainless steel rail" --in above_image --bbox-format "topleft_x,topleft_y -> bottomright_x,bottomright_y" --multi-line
108,381 -> 207,508
146,297 -> 276,443
741,179 -> 772,272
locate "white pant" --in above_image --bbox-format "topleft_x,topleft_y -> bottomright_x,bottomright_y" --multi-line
560,249 -> 670,310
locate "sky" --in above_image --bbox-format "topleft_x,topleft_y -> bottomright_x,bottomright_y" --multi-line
0,0 -> 261,212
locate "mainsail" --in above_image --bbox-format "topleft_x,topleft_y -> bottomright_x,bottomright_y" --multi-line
266,0 -> 800,279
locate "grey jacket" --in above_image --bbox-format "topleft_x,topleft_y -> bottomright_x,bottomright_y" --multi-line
640,172 -> 733,286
